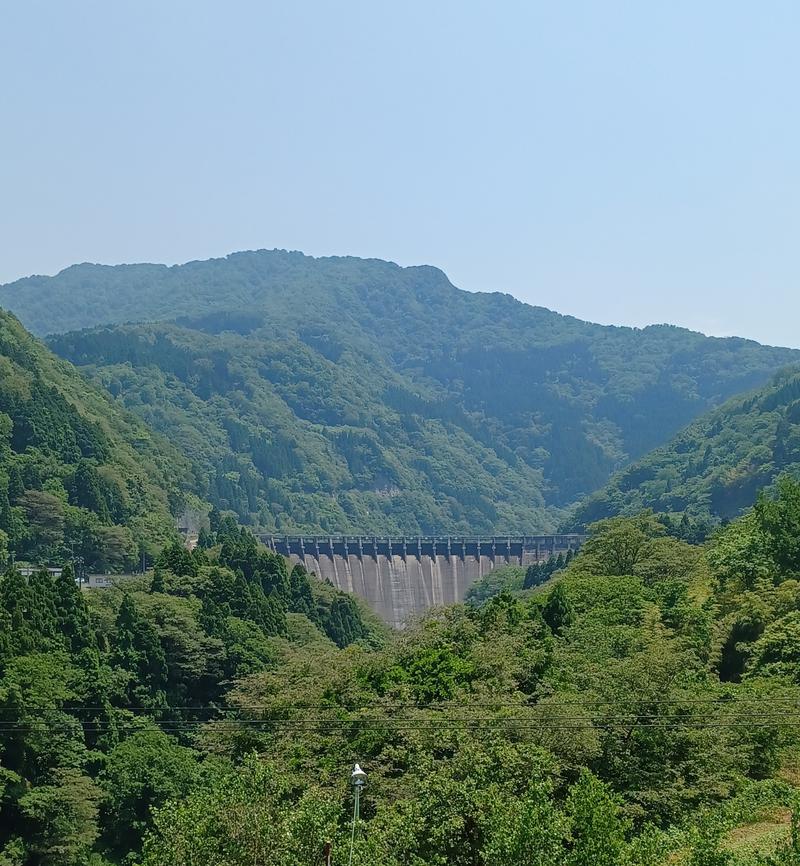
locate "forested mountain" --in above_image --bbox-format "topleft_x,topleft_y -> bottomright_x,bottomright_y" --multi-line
5,253 -> 800,865
6,479 -> 800,865
0,308 -> 191,570
48,320 -> 554,533
5,250 -> 798,532
569,367 -> 800,530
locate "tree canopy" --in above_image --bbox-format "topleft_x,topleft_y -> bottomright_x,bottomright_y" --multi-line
0,309 -> 191,572
2,250 -> 795,532
570,369 -> 800,533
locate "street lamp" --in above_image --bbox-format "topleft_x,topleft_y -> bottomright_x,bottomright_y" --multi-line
348,763 -> 367,866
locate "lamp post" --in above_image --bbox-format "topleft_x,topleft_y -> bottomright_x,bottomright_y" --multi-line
347,763 -> 367,866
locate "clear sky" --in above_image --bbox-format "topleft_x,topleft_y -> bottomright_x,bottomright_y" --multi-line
2,1 -> 799,347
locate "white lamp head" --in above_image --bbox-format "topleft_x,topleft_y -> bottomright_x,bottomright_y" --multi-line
351,763 -> 367,785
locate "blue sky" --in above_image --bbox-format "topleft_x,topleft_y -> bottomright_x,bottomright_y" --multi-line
2,1 -> 799,347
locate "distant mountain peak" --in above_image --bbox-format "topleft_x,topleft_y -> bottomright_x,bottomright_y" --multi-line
6,249 -> 795,534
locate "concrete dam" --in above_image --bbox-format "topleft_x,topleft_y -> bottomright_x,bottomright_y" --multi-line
264,535 -> 585,628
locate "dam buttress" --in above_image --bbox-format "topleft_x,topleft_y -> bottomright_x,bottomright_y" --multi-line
264,535 -> 584,628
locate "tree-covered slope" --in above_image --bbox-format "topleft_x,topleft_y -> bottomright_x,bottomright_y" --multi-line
0,520 -> 379,866
569,367 -> 800,529
4,250 -> 799,531
8,481 -> 800,865
0,308 -> 192,569
48,321 -> 555,533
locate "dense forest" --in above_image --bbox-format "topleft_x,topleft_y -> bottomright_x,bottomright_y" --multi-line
4,479 -> 800,864
4,252 -> 800,864
4,250 -> 797,532
0,310 -> 191,572
47,321 -> 553,533
0,519 -> 377,865
570,368 -> 800,531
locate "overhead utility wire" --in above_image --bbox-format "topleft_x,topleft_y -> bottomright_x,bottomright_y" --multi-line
5,717 -> 800,729
10,696 -> 800,712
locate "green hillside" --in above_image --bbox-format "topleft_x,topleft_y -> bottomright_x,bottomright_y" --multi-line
47,320 -> 555,533
0,308 -> 192,570
6,479 -> 800,865
0,519 -> 379,866
4,250 -> 799,532
569,367 -> 800,529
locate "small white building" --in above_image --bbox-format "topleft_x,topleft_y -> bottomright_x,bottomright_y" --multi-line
17,566 -> 63,578
80,573 -> 139,589
83,574 -> 115,589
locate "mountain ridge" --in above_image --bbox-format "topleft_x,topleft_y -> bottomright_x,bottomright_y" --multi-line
3,249 -> 799,534
4,248 -> 795,349
568,364 -> 800,529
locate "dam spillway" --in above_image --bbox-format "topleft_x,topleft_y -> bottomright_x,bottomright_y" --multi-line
264,535 -> 585,628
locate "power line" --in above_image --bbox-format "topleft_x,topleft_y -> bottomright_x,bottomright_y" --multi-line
2,715 -> 800,733
4,710 -> 800,722
6,696 -> 800,712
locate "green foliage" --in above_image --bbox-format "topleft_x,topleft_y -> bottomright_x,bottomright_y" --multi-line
0,522 -> 374,865
571,368 -> 800,530
482,777 -> 566,866
288,562 -> 318,621
466,564 -> 526,604
708,513 -> 776,591
564,769 -> 630,866
323,593 -> 367,648
99,730 -> 199,854
155,541 -> 199,578
3,250 -> 794,531
755,477 -> 800,577
7,476 -> 800,863
112,594 -> 169,702
0,309 -> 190,570
522,550 -> 573,591
541,581 -> 574,634
385,644 -> 476,703
747,612 -> 800,683
172,507 -> 797,865
140,754 -> 339,866
770,804 -> 800,865
52,566 -> 93,652
18,769 -> 101,865
578,511 -> 666,575
706,479 -> 800,684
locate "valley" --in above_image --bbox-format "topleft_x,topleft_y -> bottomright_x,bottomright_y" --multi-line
1,251 -> 800,866
4,250 -> 798,535
6,6 -> 799,862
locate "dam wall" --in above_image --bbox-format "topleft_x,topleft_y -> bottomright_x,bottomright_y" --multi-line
264,535 -> 584,628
